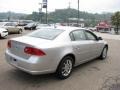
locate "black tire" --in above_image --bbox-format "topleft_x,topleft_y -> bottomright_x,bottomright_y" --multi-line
56,56 -> 74,79
30,27 -> 33,30
99,46 -> 108,60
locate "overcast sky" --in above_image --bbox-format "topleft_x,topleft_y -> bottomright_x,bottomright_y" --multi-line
0,0 -> 120,14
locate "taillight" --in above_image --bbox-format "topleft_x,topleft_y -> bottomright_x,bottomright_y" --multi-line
24,47 -> 46,56
8,40 -> 11,48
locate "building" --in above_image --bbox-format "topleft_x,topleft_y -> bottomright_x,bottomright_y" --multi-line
68,18 -> 85,27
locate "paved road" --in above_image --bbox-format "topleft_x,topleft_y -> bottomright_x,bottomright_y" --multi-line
95,32 -> 120,40
0,31 -> 120,90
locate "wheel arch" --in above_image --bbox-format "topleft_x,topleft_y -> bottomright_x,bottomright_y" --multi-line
56,53 -> 76,71
63,53 -> 75,64
105,44 -> 108,50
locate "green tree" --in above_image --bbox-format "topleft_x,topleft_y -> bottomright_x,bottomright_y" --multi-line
111,11 -> 120,34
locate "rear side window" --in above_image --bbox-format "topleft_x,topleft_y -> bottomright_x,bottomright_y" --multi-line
70,30 -> 86,41
28,28 -> 64,40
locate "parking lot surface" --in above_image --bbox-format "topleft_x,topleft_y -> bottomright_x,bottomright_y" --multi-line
95,32 -> 120,40
0,31 -> 120,90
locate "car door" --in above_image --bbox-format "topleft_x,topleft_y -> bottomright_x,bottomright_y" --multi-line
84,30 -> 102,59
11,23 -> 19,33
5,23 -> 16,33
70,30 -> 93,65
5,23 -> 12,33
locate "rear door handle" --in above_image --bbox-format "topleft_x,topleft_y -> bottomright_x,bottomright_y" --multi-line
75,47 -> 80,50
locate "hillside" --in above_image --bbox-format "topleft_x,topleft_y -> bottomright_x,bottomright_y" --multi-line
0,9 -> 113,26
0,12 -> 27,20
48,8 -> 112,22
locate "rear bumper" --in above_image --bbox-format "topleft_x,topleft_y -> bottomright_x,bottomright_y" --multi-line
5,50 -> 55,75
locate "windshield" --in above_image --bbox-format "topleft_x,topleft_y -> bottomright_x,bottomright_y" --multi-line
0,23 -> 5,26
4,23 -> 16,26
28,28 -> 64,40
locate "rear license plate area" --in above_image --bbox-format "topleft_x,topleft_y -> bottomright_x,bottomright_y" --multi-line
10,57 -> 18,65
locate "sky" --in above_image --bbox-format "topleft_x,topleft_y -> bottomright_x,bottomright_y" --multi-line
0,0 -> 120,14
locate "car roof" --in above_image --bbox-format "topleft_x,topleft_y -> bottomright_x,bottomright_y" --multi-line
55,26 -> 86,31
40,26 -> 87,32
0,22 -> 12,24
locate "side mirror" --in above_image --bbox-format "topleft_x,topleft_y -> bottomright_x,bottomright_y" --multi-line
97,37 -> 103,40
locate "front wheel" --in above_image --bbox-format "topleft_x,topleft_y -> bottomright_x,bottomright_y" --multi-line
99,46 -> 108,60
56,56 -> 74,79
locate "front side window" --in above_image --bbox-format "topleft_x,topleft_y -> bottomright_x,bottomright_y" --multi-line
70,30 -> 86,41
85,31 -> 97,40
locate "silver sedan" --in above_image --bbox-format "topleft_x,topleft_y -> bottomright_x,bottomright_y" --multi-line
5,26 -> 108,79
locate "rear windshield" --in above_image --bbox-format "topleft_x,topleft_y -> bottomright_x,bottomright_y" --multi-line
26,23 -> 34,27
28,28 -> 64,40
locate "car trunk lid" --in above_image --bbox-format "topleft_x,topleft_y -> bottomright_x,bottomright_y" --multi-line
8,36 -> 51,59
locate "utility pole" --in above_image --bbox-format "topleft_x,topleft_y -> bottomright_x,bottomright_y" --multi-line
8,11 -> 11,21
68,2 -> 71,26
42,0 -> 48,24
39,3 -> 43,23
77,0 -> 80,27
69,2 -> 71,9
46,3 -> 48,24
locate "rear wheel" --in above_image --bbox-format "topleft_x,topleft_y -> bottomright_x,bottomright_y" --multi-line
56,56 -> 74,79
18,29 -> 22,34
99,46 -> 108,60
